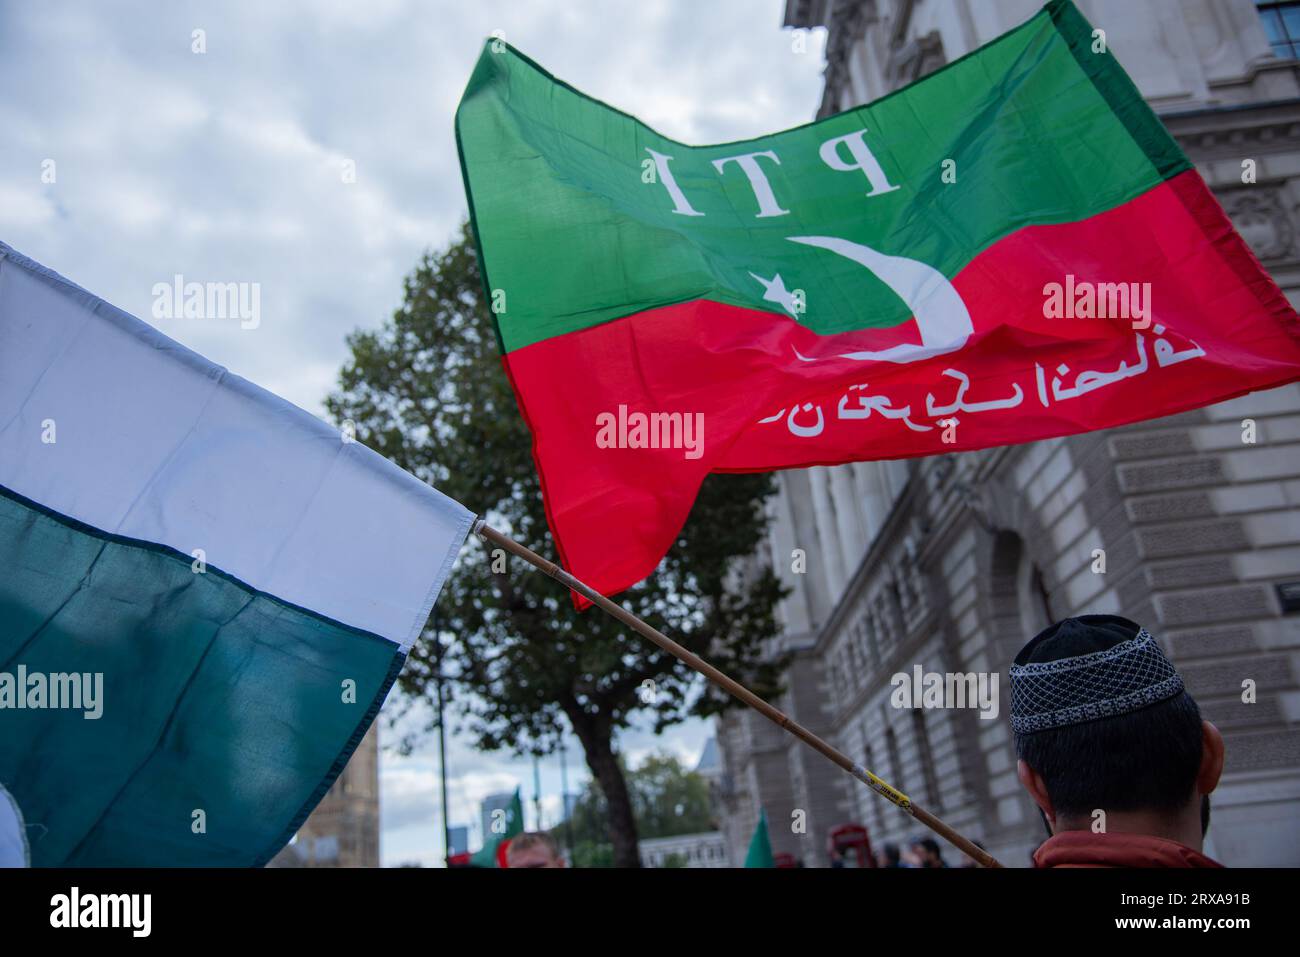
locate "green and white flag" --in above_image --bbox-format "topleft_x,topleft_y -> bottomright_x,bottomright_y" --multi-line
0,243 -> 474,866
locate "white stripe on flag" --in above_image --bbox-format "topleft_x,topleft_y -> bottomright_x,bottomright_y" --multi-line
0,244 -> 472,650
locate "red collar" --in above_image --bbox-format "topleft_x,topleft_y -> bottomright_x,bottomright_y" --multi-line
1033,830 -> 1223,868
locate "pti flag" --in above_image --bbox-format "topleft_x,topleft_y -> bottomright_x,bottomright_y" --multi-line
0,243 -> 473,865
456,0 -> 1300,602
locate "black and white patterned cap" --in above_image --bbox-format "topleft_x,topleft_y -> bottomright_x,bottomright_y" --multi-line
1009,620 -> 1185,734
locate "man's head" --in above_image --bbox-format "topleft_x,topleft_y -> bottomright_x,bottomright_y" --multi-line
1010,615 -> 1224,846
875,842 -> 900,868
504,831 -> 564,869
907,837 -> 945,868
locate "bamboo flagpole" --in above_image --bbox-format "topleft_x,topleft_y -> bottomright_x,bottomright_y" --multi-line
474,521 -> 1002,869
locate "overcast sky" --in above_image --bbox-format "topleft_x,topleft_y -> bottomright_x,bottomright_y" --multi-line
0,0 -> 828,865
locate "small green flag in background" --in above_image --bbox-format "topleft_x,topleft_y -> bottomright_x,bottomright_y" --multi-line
470,788 -> 524,868
743,809 -> 775,868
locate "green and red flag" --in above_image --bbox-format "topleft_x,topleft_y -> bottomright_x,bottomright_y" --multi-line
456,0 -> 1300,602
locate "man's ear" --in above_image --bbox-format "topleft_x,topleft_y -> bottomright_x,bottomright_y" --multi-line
1017,759 -> 1055,827
1197,721 -> 1225,796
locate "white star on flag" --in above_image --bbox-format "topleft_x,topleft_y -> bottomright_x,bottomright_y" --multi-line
748,271 -> 803,319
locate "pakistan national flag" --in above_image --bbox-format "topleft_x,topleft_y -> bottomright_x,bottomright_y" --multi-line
456,0 -> 1300,603
0,243 -> 473,865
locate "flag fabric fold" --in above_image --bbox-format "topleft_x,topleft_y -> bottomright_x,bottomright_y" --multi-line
456,0 -> 1300,603
0,242 -> 474,866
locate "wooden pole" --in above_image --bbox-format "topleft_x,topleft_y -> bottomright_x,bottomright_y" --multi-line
475,521 -> 1002,869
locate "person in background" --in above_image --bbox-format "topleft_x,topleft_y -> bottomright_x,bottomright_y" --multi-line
906,837 -> 947,868
1010,615 -> 1224,868
504,831 -> 566,868
875,842 -> 902,868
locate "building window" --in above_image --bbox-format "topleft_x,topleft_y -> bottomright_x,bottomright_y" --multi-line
860,615 -> 880,667
845,633 -> 861,678
1259,2 -> 1300,59
1006,532 -> 1053,638
884,722 -> 902,794
862,739 -> 881,832
910,710 -> 942,813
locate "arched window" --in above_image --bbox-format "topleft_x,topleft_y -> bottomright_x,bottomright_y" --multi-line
1016,540 -> 1054,636
991,530 -> 1055,639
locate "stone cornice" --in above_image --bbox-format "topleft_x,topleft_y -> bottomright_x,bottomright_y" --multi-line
1165,98 -> 1300,158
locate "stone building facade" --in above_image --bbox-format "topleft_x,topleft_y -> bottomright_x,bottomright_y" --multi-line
712,0 -> 1300,867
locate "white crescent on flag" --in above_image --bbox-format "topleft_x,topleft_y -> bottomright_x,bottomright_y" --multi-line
787,236 -> 974,364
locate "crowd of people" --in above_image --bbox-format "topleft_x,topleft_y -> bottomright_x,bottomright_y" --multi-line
860,837 -> 974,869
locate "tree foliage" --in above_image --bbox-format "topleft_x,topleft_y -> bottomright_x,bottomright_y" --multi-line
560,751 -> 715,868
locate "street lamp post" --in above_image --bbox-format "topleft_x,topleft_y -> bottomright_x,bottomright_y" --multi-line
433,625 -> 451,866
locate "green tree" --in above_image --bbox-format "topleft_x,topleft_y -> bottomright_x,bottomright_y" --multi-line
629,751 -> 715,838
560,751 -> 717,867
327,225 -> 788,868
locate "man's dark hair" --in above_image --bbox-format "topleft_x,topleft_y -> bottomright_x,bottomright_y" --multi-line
1013,615 -> 1204,816
909,836 -> 943,860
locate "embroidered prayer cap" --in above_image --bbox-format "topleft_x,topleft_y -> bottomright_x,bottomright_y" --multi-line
1009,615 -> 1185,734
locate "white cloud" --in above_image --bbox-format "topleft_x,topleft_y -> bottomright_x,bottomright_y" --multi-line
0,185 -> 56,229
